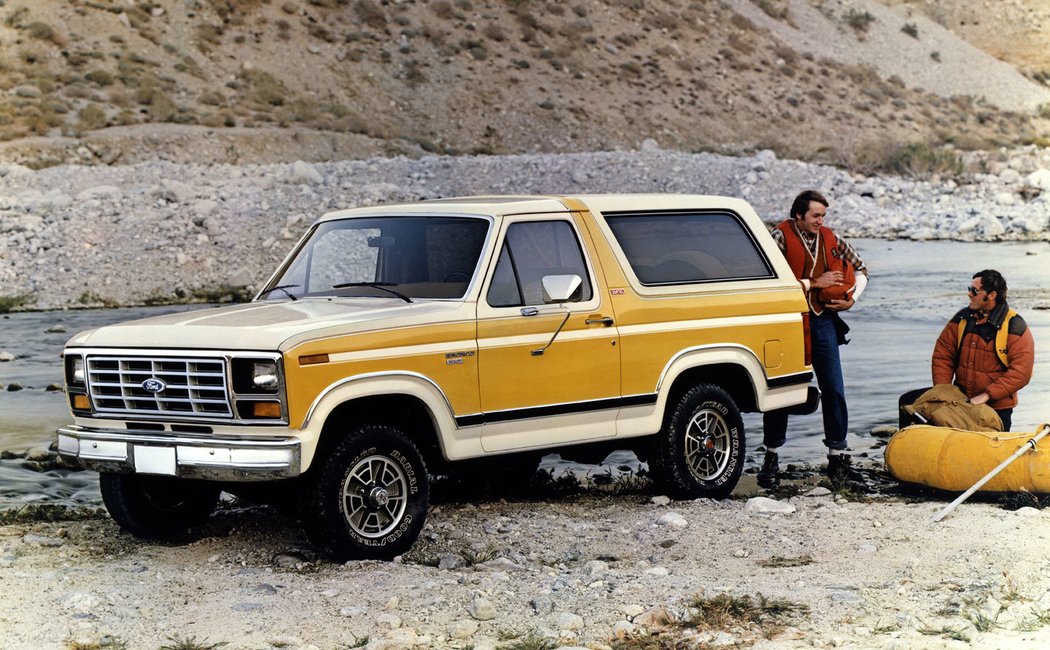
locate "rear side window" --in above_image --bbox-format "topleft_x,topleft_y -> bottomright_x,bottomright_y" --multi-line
487,220 -> 593,307
604,211 -> 773,284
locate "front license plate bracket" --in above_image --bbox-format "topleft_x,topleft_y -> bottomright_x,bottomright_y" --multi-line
134,446 -> 177,475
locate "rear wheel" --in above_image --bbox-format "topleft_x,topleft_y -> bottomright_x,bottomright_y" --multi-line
651,384 -> 745,499
99,473 -> 219,539
300,424 -> 429,561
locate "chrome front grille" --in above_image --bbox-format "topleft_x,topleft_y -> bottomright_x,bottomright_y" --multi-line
87,356 -> 232,418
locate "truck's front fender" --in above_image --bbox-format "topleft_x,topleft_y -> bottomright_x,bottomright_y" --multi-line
297,371 -> 475,470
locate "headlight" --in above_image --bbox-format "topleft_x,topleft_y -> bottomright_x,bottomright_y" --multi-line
65,354 -> 86,386
232,357 -> 282,395
252,361 -> 279,390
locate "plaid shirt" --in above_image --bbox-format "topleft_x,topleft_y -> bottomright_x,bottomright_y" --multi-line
770,226 -> 868,277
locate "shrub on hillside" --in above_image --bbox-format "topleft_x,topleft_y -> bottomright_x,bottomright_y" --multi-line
354,0 -> 387,30
845,9 -> 875,34
25,21 -> 57,44
238,69 -> 288,107
84,70 -> 114,86
836,138 -> 963,180
891,142 -> 964,179
195,23 -> 224,53
77,104 -> 107,131
430,1 -> 455,20
753,0 -> 790,23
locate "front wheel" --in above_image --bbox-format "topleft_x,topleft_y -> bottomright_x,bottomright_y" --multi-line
99,473 -> 220,539
300,424 -> 429,561
651,384 -> 745,499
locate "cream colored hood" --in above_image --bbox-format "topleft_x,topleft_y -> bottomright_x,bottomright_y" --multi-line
65,299 -> 471,351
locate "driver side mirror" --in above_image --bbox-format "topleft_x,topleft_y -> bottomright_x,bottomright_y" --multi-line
541,274 -> 583,304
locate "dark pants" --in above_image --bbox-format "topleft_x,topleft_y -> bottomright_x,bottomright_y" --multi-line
898,386 -> 1013,432
764,311 -> 848,451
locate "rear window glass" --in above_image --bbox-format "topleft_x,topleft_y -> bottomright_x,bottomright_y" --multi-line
603,211 -> 774,284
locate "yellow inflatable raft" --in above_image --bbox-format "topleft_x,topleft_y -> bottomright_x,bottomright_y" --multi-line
886,424 -> 1050,493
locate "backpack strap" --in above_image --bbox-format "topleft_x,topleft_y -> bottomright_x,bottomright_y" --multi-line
995,309 -> 1017,367
957,309 -> 1015,367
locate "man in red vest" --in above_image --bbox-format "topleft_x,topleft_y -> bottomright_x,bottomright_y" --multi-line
758,190 -> 869,488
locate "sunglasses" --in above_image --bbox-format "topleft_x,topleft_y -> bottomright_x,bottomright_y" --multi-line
967,286 -> 986,296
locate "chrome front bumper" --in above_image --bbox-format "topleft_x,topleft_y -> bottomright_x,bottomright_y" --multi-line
57,425 -> 301,481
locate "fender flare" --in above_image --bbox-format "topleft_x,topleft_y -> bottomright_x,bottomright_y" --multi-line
297,371 -> 461,470
655,344 -> 767,414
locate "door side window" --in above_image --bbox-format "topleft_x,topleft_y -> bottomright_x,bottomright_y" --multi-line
486,221 -> 593,307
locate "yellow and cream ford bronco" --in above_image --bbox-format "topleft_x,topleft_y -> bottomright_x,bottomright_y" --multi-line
58,195 -> 816,560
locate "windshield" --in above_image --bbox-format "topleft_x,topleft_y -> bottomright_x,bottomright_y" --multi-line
260,216 -> 491,301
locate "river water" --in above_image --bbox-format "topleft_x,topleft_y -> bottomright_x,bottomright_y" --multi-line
2,239 -> 1048,507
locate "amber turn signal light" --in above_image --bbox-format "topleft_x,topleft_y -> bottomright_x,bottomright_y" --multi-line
252,401 -> 282,418
299,353 -> 329,366
72,394 -> 90,410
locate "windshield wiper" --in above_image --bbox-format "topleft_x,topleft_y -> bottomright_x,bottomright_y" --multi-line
262,284 -> 299,301
331,282 -> 413,303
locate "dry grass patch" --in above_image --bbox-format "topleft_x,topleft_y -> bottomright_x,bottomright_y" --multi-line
612,592 -> 810,648
683,593 -> 809,632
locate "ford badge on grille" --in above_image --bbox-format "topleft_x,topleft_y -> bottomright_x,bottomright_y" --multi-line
141,378 -> 166,393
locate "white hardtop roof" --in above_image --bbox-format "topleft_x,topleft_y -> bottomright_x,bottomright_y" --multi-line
318,194 -> 752,222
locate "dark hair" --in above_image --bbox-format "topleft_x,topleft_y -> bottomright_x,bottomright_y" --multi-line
790,190 -> 828,220
974,269 -> 1007,302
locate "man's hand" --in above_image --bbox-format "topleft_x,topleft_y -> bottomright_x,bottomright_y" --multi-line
969,393 -> 990,405
825,296 -> 855,311
811,270 -> 844,289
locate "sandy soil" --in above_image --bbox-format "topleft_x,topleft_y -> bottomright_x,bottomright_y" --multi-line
3,469 -> 1050,650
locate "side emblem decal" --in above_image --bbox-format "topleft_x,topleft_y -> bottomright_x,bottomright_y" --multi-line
445,350 -> 476,366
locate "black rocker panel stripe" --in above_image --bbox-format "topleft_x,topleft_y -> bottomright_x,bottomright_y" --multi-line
455,371 -> 812,428
766,371 -> 813,389
455,394 -> 657,428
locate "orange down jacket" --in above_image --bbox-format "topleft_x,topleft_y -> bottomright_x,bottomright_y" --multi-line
931,302 -> 1035,410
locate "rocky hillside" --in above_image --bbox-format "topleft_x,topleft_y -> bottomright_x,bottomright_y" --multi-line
886,0 -> 1050,81
0,0 -> 1048,168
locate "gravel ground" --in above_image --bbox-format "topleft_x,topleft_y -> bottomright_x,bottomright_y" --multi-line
3,472 -> 1050,650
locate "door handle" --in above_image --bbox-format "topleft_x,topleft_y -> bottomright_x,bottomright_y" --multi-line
585,316 -> 615,327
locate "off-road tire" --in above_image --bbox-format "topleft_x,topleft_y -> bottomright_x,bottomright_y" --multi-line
299,424 -> 429,561
99,473 -> 220,539
651,384 -> 745,499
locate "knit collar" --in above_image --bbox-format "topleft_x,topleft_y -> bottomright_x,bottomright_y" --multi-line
969,300 -> 1009,325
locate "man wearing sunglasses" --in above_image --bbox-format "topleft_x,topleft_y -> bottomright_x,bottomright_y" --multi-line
899,269 -> 1035,431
